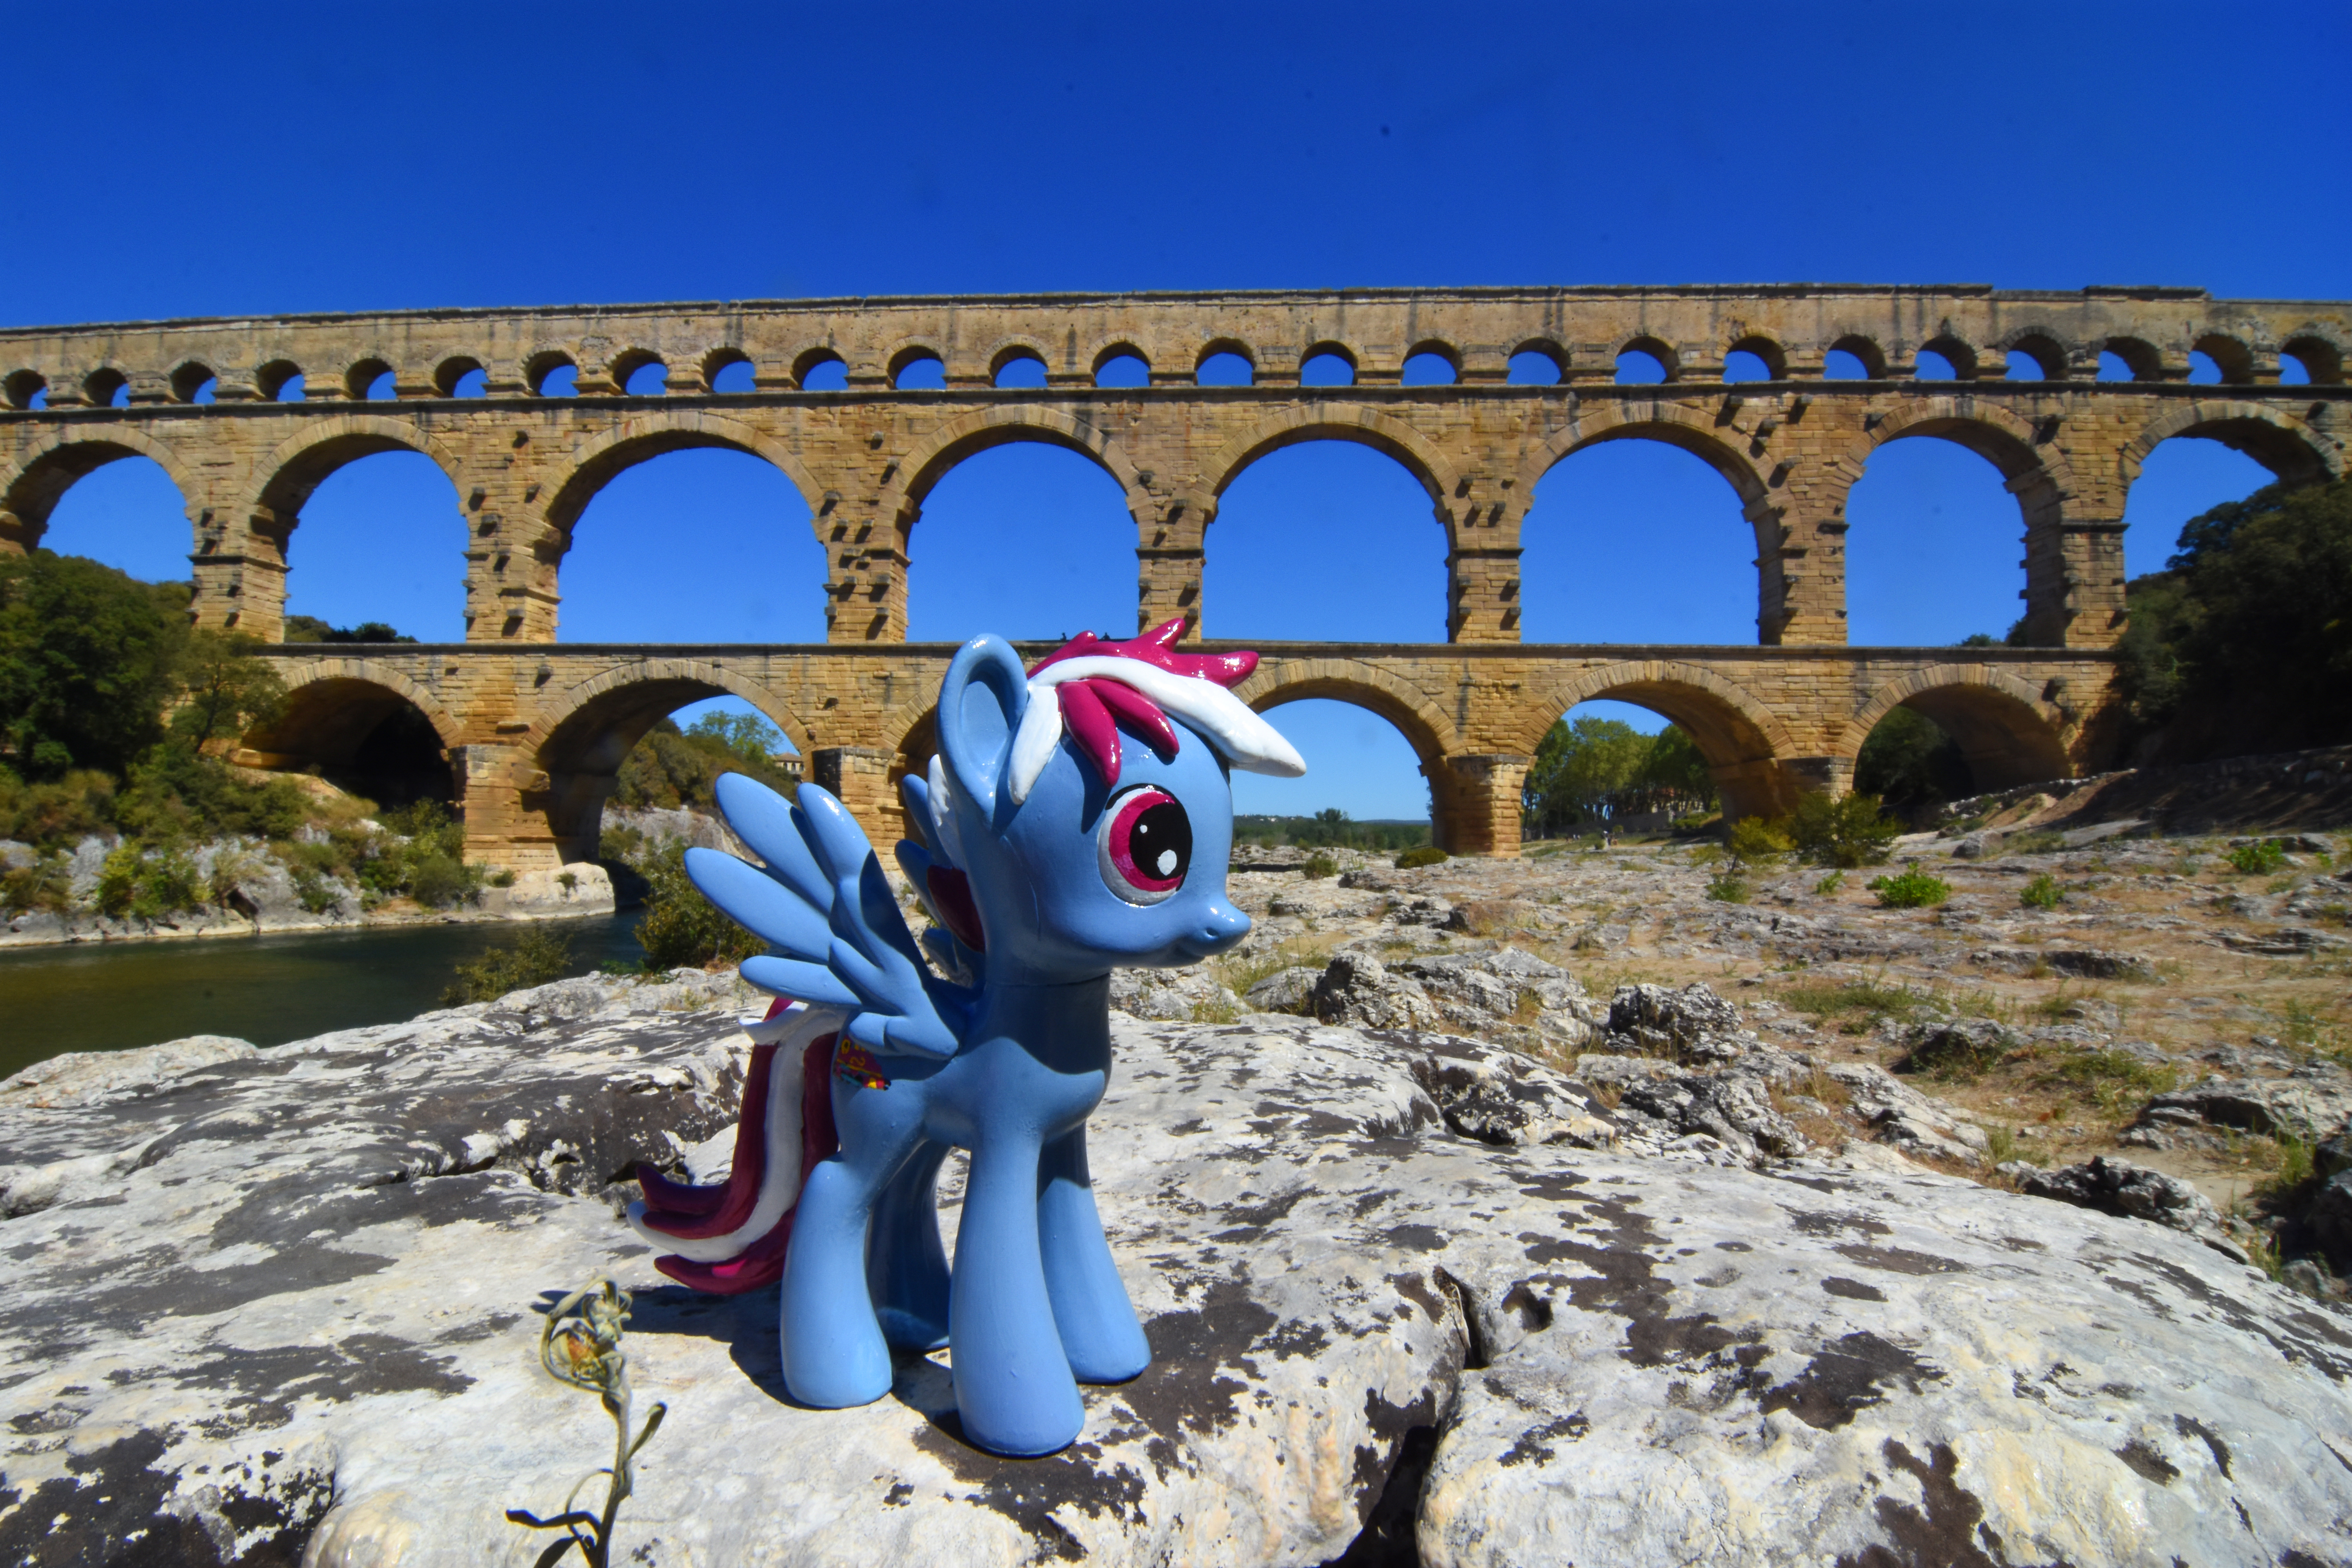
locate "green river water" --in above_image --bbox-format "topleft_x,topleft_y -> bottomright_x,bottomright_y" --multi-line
0,913 -> 648,1080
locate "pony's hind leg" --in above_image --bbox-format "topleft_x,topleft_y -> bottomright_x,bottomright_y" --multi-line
780,1074 -> 927,1410
1038,1126 -> 1151,1384
867,1137 -> 951,1352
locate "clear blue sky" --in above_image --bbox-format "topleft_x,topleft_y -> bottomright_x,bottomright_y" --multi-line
15,2 -> 2347,820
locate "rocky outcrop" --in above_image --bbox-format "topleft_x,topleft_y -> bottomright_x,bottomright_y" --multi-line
4,993 -> 2346,1567
2020,1155 -> 2249,1263
1307,945 -> 1603,1053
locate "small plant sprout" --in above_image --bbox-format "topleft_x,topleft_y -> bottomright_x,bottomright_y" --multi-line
507,1279 -> 666,1568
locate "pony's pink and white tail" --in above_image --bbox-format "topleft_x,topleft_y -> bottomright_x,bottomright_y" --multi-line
627,998 -> 846,1294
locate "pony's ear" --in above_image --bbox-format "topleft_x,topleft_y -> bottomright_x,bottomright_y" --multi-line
935,635 -> 1029,814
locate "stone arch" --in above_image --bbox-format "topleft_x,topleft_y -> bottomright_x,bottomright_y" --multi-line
247,658 -> 466,753
1189,403 -> 1463,536
1298,338 -> 1364,383
1846,664 -> 2072,793
1232,657 -> 1461,766
1724,334 -> 1788,381
236,661 -> 468,807
880,405 -> 1150,532
2121,400 -> 2342,490
526,658 -> 814,862
2279,330 -> 2347,385
983,336 -> 1054,384
539,410 -> 826,546
245,414 -> 466,526
1822,397 -> 2078,534
1512,659 -> 1799,821
0,426 -> 203,550
1991,326 -> 2071,380
1509,403 -> 1773,529
1087,339 -> 1152,383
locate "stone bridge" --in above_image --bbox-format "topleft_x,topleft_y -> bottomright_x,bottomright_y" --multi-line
240,639 -> 2116,866
4,284 -> 2344,860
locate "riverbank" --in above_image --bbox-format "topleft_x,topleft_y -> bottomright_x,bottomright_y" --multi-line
0,860 -> 615,951
0,909 -> 646,1074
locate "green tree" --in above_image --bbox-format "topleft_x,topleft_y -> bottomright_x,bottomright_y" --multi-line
2110,477 -> 2352,759
169,629 -> 286,749
1523,718 -> 1717,835
613,716 -> 798,811
0,551 -> 185,777
1854,707 -> 1971,819
684,709 -> 784,767
283,616 -> 416,644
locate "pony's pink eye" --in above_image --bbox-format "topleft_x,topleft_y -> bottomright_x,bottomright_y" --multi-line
1096,786 -> 1192,905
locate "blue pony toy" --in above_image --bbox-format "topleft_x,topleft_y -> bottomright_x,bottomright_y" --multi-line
627,621 -> 1304,1456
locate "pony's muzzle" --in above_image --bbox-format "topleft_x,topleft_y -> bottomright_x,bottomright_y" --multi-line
1179,899 -> 1252,960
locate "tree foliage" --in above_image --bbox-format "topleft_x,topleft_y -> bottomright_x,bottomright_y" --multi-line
2118,477 -> 2352,758
0,551 -> 187,777
170,629 -> 287,749
1522,717 -> 1717,835
613,713 -> 799,811
1785,790 -> 1902,868
1854,706 -> 1971,820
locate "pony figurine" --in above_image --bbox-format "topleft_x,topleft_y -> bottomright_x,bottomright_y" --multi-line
627,621 -> 1304,1456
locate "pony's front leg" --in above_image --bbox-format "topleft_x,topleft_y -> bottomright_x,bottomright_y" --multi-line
950,1132 -> 1082,1455
1038,1125 -> 1150,1384
779,1074 -> 927,1410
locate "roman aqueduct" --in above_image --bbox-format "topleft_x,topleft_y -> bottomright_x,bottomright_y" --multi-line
2,285 -> 2345,863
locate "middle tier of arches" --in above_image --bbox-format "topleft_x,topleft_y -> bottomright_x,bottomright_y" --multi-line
3,383 -> 2339,650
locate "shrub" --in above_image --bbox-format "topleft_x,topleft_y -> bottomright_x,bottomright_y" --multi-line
1302,851 -> 1338,880
1813,869 -> 1845,896
442,926 -> 579,1005
1901,1019 -> 2018,1079
1786,791 -> 1902,868
2229,840 -> 2286,875
0,766 -> 116,848
1394,845 -> 1447,869
405,851 -> 474,909
631,839 -> 764,971
1704,873 -> 1750,904
290,868 -> 344,915
1869,867 -> 1951,908
2039,1048 -> 2178,1113
2020,873 -> 2065,909
1724,816 -> 1793,869
0,854 -> 71,913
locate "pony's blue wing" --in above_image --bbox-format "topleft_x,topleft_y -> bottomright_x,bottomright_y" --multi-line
694,774 -> 965,1053
791,786 -> 967,1059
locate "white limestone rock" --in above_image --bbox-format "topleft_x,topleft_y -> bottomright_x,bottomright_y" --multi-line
1,1005 -> 2347,1567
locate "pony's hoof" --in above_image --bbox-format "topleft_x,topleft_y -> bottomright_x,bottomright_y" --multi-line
784,1364 -> 892,1409
958,1409 -> 1083,1457
1069,1347 -> 1150,1386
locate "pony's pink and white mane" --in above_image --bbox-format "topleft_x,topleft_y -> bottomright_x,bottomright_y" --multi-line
1011,618 -> 1305,802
